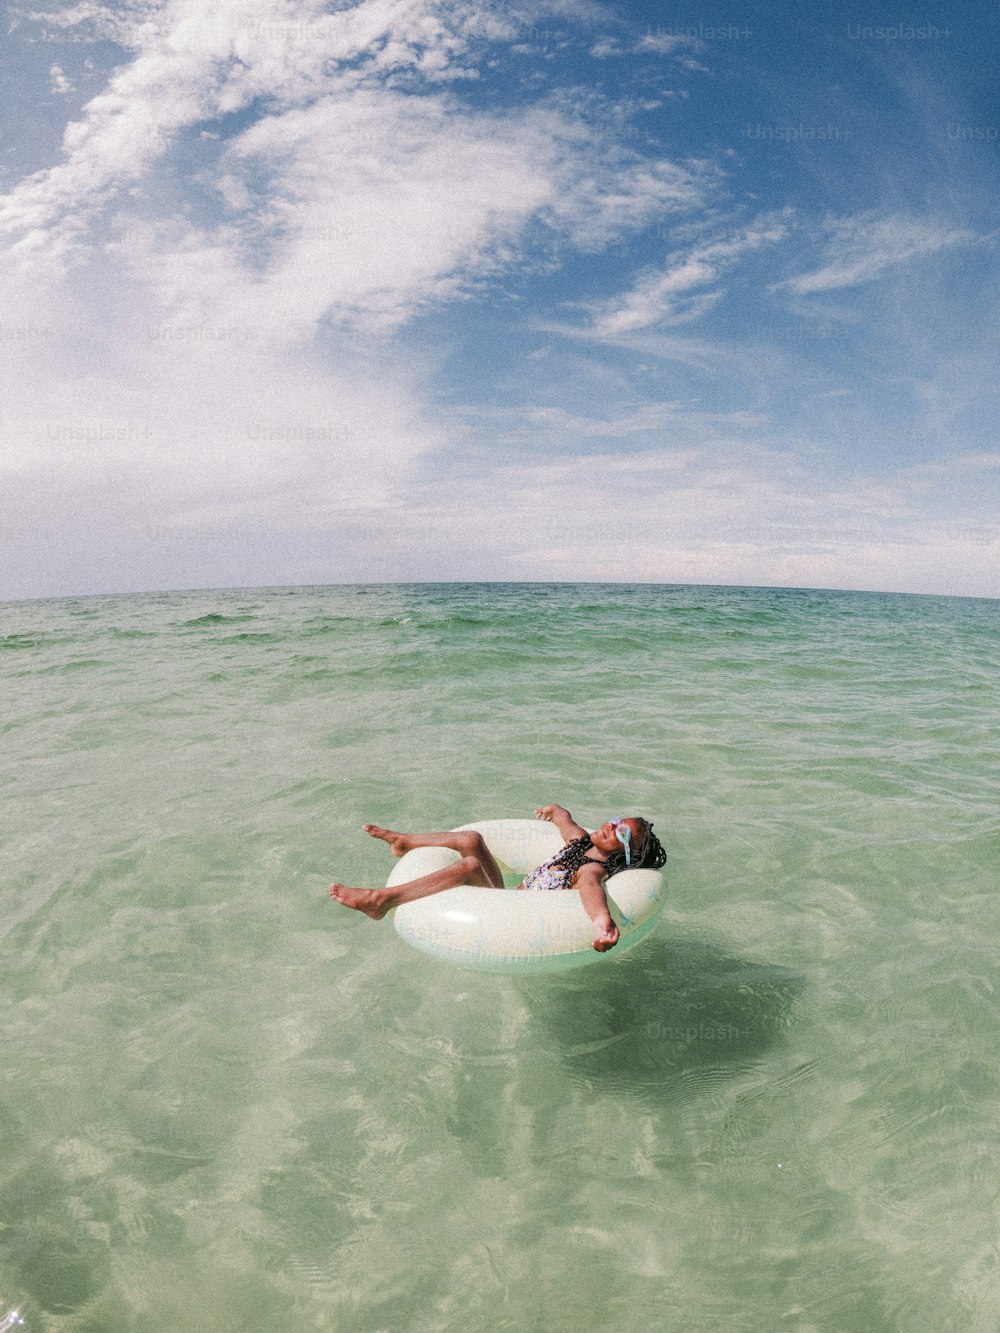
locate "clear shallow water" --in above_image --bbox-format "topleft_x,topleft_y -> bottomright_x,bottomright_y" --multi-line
1,581 -> 999,1331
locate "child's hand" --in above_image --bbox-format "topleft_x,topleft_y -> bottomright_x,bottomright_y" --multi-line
534,805 -> 557,821
592,921 -> 619,952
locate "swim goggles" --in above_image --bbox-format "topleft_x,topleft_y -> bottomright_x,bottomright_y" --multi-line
610,817 -> 633,865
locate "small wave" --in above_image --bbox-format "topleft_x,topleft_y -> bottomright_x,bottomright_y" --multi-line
301,615 -> 357,633
178,613 -> 255,627
0,635 -> 42,650
36,657 -> 105,674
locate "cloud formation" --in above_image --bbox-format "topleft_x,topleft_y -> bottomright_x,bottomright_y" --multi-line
587,214 -> 789,336
1,0 -> 997,598
779,214 -> 976,295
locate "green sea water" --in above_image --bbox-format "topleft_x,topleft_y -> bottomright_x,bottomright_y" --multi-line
1,582 -> 999,1332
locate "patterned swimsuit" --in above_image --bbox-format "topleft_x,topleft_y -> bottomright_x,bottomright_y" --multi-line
521,849 -> 607,892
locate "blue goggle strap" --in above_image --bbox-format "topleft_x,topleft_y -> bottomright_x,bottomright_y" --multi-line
614,821 -> 632,866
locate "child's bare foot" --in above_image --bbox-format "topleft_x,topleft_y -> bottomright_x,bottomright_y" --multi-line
362,824 -> 413,857
329,883 -> 395,920
592,921 -> 620,952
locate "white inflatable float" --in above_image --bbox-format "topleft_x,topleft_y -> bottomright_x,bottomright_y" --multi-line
388,819 -> 665,973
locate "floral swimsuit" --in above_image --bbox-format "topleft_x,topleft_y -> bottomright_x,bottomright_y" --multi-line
521,849 -> 607,891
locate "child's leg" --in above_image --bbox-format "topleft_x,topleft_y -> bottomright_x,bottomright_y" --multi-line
364,825 -> 505,887
330,853 -> 501,921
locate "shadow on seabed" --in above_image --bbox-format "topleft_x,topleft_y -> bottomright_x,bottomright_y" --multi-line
519,931 -> 806,1107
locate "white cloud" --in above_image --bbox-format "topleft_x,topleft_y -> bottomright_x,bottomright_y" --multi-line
48,64 -> 75,95
4,3 -> 996,600
0,251 -> 449,597
589,37 -> 624,58
3,0 -> 712,319
636,32 -> 698,56
2,0 -> 524,264
377,444 -> 997,596
80,85 -> 709,352
177,90 -> 558,335
525,401 -> 689,439
0,0 -> 724,597
586,214 -> 788,336
591,30 -> 700,59
953,453 -> 1000,470
779,213 -> 977,294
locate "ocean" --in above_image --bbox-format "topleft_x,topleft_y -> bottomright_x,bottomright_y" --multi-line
1,581 -> 998,1331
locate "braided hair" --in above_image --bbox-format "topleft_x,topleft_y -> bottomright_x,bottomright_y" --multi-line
553,820 -> 667,881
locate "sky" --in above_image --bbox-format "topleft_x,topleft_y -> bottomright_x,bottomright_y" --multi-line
1,0 -> 998,599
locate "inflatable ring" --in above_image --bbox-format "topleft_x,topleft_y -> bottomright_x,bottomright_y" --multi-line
388,819 -> 666,973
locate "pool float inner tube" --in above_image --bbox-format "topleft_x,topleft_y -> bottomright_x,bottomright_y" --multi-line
388,819 -> 665,973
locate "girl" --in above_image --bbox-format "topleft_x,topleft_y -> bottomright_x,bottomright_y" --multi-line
329,804 -> 667,952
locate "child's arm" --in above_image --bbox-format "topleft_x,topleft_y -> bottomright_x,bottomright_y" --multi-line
573,863 -> 619,952
534,804 -> 587,842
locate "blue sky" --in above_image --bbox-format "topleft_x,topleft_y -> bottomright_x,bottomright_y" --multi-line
1,0 -> 997,598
